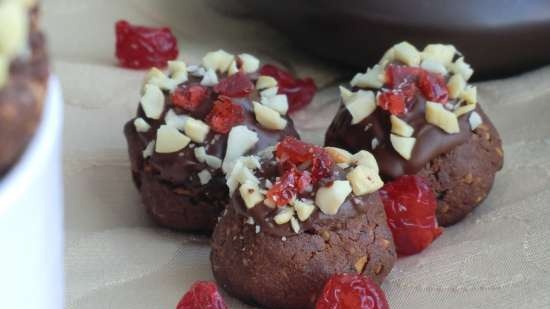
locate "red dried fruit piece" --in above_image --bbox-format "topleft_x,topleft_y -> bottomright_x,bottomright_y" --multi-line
205,96 -> 244,134
377,91 -> 407,115
418,71 -> 449,103
385,64 -> 421,88
276,136 -> 313,165
171,84 -> 208,111
115,20 -> 178,69
259,64 -> 317,113
214,72 -> 254,97
316,274 -> 390,309
311,147 -> 335,183
379,175 -> 443,256
267,168 -> 313,206
176,281 -> 228,309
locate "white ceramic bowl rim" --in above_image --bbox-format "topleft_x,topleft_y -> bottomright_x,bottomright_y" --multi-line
0,76 -> 63,211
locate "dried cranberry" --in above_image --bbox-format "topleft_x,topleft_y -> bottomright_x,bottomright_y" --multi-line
259,64 -> 317,113
377,91 -> 407,115
171,84 -> 208,111
385,64 -> 421,89
205,96 -> 244,134
176,281 -> 228,309
310,148 -> 334,183
276,136 -> 313,165
418,71 -> 449,103
214,72 -> 254,97
316,274 -> 390,309
379,175 -> 443,256
115,20 -> 178,69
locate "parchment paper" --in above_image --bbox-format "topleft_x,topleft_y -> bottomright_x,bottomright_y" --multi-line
43,0 -> 550,308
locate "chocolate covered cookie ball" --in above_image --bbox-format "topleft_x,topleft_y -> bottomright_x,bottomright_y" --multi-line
124,50 -> 299,233
325,42 -> 504,226
211,137 -> 396,309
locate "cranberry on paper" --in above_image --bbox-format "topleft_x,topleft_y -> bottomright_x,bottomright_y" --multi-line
176,281 -> 228,309
316,274 -> 390,309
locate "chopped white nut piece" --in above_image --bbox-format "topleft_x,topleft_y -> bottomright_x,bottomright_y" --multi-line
239,181 -> 265,209
260,87 -> 278,98
315,180 -> 352,215
226,160 -> 260,195
379,47 -> 395,66
227,60 -> 239,76
447,74 -> 466,99
261,94 -> 289,115
255,225 -> 261,233
454,103 -> 476,117
253,101 -> 288,130
140,84 -> 165,120
393,42 -> 421,66
202,49 -> 234,72
256,75 -> 278,90
223,125 -> 259,174
450,57 -> 474,81
198,170 -> 212,185
246,217 -> 255,225
339,86 -> 353,102
237,155 -> 261,170
350,64 -> 386,89
290,217 -> 300,233
425,101 -> 460,134
194,147 -> 222,169
469,111 -> 483,130
347,165 -> 384,196
0,1 -> 28,57
155,125 -> 191,153
142,141 -> 155,158
164,109 -> 188,131
390,115 -> 414,137
292,200 -> 316,221
371,138 -> 379,150
144,68 -> 177,91
239,53 -> 260,73
390,134 -> 416,160
168,60 -> 188,84
200,68 -> 219,86
420,58 -> 448,75
460,85 -> 477,105
422,44 -> 456,65
257,146 -> 275,160
274,207 -> 294,225
134,117 -> 151,132
325,147 -> 353,164
351,150 -> 379,173
183,117 -> 210,143
187,65 -> 206,77
343,90 -> 376,125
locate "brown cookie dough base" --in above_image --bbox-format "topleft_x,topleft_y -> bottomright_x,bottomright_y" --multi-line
419,114 -> 503,226
211,201 -> 396,309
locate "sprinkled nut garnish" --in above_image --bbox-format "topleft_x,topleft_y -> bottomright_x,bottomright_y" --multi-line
134,117 -> 151,132
198,169 -> 212,185
261,94 -> 289,115
183,117 -> 210,143
253,101 -> 288,130
393,41 -> 421,66
292,199 -> 316,221
226,159 -> 260,195
200,68 -> 219,86
350,64 -> 386,89
227,60 -> 239,76
347,165 -> 384,196
239,53 -> 260,73
425,101 -> 460,134
223,125 -> 259,173
390,115 -> 414,137
239,181 -> 265,209
0,57 -> 8,87
164,109 -> 188,131
167,60 -> 188,84
140,84 -> 165,119
144,68 -> 177,91
340,88 -> 376,125
450,57 -> 474,81
390,134 -> 416,160
420,58 -> 448,75
256,75 -> 278,90
351,150 -> 379,173
260,87 -> 278,98
274,207 -> 294,224
460,85 -> 477,105
315,180 -> 352,215
324,147 -> 353,164
194,147 -> 222,169
155,125 -> 191,153
454,104 -> 476,117
202,49 -> 234,73
0,1 -> 28,59
421,44 -> 456,65
290,217 -> 300,234
142,141 -> 155,158
469,111 -> 483,130
447,74 -> 466,99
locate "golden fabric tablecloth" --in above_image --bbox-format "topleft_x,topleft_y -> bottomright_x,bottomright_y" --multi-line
43,0 -> 550,308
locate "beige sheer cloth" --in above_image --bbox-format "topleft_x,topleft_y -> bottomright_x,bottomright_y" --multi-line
45,0 -> 550,308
